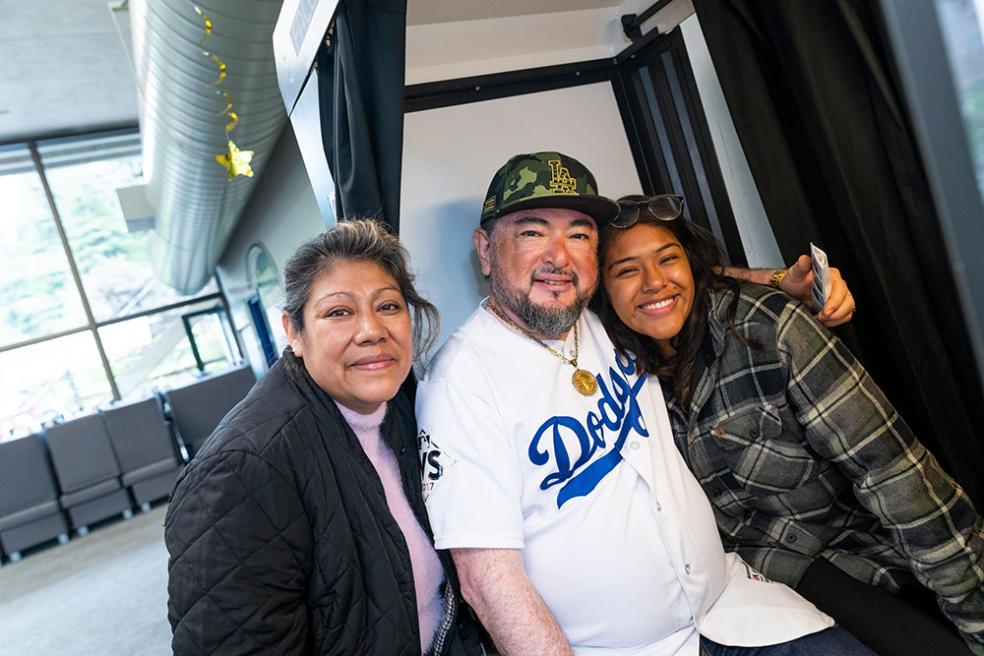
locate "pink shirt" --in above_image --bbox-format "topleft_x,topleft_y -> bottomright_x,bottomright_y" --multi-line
336,401 -> 444,652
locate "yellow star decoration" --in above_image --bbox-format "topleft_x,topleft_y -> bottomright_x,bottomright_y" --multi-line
215,140 -> 254,181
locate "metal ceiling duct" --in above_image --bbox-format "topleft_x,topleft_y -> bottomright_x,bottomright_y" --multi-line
129,0 -> 287,294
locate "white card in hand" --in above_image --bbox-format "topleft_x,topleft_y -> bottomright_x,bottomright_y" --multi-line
810,242 -> 832,309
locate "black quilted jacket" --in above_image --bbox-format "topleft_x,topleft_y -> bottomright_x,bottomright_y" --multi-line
165,355 -> 485,656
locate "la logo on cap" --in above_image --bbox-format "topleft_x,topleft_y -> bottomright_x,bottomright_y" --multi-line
548,159 -> 577,194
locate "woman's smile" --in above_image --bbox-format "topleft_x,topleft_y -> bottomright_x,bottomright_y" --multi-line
637,295 -> 680,315
350,354 -> 399,370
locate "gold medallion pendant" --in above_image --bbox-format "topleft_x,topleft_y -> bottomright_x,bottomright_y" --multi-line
572,369 -> 598,396
485,300 -> 599,396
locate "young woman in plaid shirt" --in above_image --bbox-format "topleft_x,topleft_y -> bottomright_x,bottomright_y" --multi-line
593,195 -> 984,656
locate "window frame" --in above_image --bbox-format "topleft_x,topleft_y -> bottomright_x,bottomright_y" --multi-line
0,127 -> 241,436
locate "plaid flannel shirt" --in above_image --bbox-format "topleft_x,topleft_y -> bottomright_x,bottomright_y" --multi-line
665,285 -> 984,653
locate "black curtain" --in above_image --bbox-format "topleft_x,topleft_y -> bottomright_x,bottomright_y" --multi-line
318,0 -> 407,231
692,0 -> 984,506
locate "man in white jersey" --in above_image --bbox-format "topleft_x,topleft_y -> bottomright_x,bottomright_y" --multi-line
417,152 -> 874,656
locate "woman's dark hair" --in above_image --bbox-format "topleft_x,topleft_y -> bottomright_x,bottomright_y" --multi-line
590,195 -> 741,405
281,218 -> 439,361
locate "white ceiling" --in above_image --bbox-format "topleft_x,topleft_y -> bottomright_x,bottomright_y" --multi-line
407,0 -> 621,26
0,0 -> 138,144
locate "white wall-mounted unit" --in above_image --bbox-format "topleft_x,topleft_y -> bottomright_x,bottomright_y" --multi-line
272,0 -> 340,225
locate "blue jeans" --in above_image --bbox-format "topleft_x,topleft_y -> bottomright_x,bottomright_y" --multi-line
700,626 -> 875,656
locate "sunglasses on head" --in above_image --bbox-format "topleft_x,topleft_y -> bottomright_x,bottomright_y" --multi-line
613,194 -> 685,228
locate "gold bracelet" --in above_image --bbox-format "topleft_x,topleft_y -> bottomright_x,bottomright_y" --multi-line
769,268 -> 788,289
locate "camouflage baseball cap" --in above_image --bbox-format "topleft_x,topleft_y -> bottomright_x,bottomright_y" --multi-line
480,151 -> 620,226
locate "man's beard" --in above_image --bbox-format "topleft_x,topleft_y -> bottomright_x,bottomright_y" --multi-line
489,260 -> 592,338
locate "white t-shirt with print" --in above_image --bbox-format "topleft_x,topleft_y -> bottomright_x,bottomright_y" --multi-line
417,304 -> 832,655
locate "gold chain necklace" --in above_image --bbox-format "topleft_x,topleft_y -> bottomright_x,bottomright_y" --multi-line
485,300 -> 599,396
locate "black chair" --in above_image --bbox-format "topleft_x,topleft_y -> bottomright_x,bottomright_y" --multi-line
0,434 -> 69,562
43,414 -> 132,535
101,396 -> 182,512
164,365 -> 256,457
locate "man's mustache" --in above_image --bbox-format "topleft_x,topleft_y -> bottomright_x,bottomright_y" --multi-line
529,265 -> 579,286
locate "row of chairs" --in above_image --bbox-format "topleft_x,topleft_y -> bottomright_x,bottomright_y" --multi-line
0,365 -> 257,563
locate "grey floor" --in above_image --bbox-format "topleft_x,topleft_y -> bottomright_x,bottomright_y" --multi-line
0,505 -> 171,656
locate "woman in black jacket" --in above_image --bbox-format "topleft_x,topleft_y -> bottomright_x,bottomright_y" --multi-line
165,219 -> 486,656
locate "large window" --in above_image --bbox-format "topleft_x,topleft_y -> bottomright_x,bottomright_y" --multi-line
41,136 -> 218,322
937,0 -> 984,199
880,0 -> 984,390
0,145 -> 88,345
0,332 -> 113,436
0,130 -> 239,440
99,300 -> 235,401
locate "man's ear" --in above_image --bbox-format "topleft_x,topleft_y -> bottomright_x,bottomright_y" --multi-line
473,227 -> 493,277
282,312 -> 303,357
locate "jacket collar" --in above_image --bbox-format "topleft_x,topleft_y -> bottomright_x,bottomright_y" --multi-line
687,289 -> 732,416
706,288 -> 732,358
279,349 -> 413,470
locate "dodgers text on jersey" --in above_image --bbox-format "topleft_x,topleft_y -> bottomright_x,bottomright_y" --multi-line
529,351 -> 649,508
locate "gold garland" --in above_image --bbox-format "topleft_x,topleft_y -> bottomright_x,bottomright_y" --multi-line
195,6 -> 254,181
